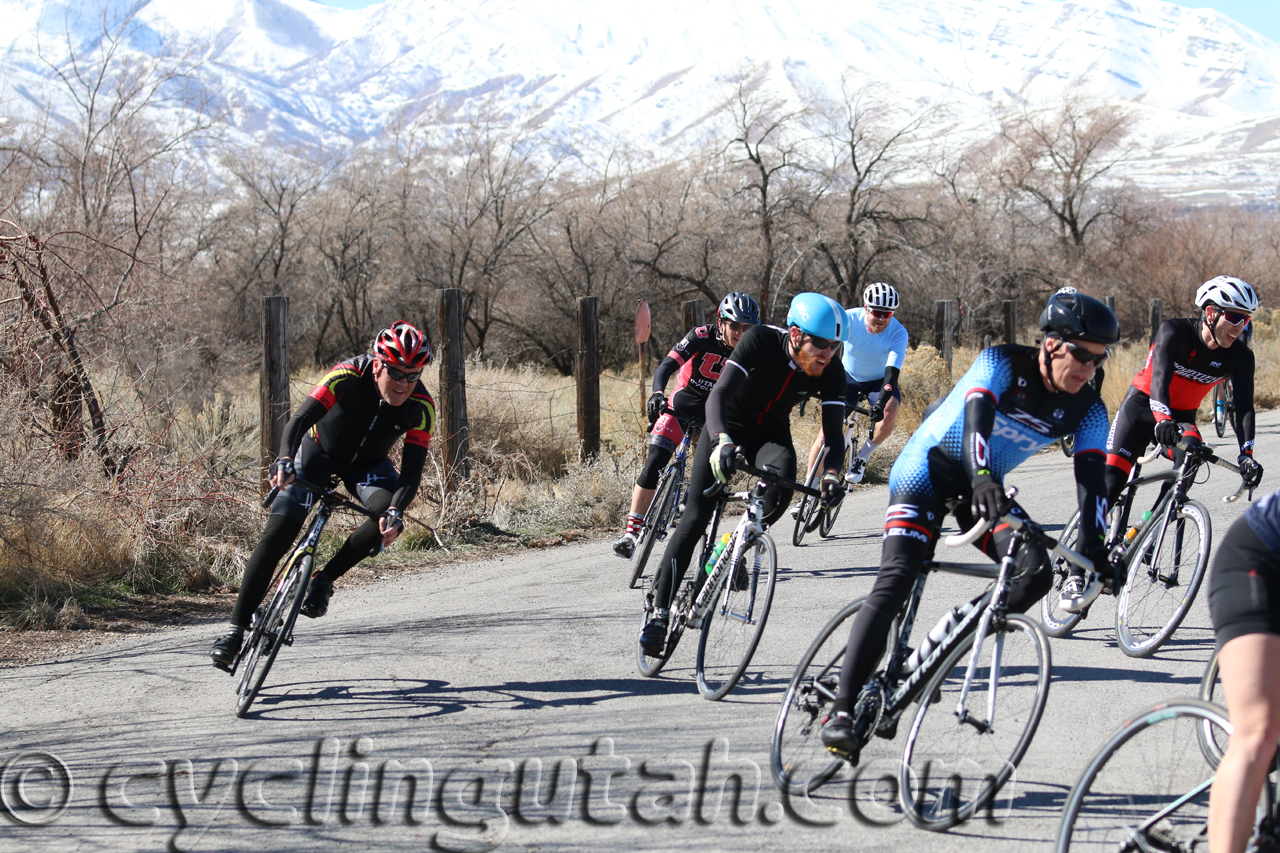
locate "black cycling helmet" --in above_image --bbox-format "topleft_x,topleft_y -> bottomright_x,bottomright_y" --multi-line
1038,291 -> 1120,346
718,292 -> 761,325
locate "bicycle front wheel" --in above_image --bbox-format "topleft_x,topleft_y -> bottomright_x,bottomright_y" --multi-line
630,467 -> 680,589
1115,498 -> 1211,657
1197,647 -> 1227,766
792,454 -> 824,547
1040,511 -> 1086,638
1055,698 -> 1229,853
899,612 -> 1051,831
818,445 -> 851,539
1214,400 -> 1228,438
696,533 -> 778,700
236,552 -> 312,717
771,598 -> 864,795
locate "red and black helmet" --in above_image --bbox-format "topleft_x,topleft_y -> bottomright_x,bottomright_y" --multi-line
373,321 -> 432,368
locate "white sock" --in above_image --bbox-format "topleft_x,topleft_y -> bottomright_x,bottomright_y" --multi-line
857,440 -> 879,461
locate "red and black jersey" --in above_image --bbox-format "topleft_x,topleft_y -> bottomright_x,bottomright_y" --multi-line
1132,318 -> 1254,420
655,324 -> 734,409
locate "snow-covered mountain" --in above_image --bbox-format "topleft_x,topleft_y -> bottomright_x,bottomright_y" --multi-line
5,0 -> 1280,200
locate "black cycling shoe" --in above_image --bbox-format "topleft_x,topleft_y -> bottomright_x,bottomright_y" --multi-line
211,630 -> 243,672
639,616 -> 668,657
300,575 -> 333,619
821,711 -> 861,763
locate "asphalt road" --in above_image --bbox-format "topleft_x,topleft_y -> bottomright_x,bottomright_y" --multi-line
4,409 -> 1278,853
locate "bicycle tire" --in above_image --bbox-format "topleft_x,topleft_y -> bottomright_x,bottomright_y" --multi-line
817,445 -> 850,539
636,578 -> 692,678
1115,498 -> 1211,657
1214,400 -> 1228,438
236,552 -> 312,717
792,454 -> 824,547
771,598 -> 864,794
899,612 -> 1051,831
1040,511 -> 1085,638
696,533 -> 778,700
1196,647 -> 1227,766
1060,433 -> 1076,457
629,467 -> 681,589
1054,698 -> 1230,853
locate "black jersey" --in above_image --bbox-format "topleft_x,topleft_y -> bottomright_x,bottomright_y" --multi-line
1132,318 -> 1254,419
715,325 -> 846,434
660,324 -> 734,404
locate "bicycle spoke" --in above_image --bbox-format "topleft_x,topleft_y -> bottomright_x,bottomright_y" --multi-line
696,534 -> 777,700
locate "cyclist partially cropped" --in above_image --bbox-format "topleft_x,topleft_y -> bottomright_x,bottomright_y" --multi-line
821,291 -> 1118,761
639,292 -> 850,657
1089,275 -> 1264,611
794,282 -> 908,503
210,322 -> 436,670
613,293 -> 761,559
1206,488 -> 1280,853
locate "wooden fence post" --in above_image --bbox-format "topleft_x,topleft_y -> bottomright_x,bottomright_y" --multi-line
1003,300 -> 1017,345
1149,298 -> 1163,343
577,296 -> 601,460
260,296 -> 290,495
438,288 -> 470,483
934,300 -> 954,373
682,300 -> 705,333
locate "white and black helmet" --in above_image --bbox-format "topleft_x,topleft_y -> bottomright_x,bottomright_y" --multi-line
1195,275 -> 1259,314
863,282 -> 899,311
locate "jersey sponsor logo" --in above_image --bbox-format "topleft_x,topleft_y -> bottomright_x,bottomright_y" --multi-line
1017,376 -> 1027,387
697,353 -> 725,381
1053,409 -> 1065,421
991,412 -> 1046,450
973,433 -> 989,468
1095,497 -> 1109,535
885,503 -> 919,521
887,527 -> 930,543
1211,361 -> 1222,368
1003,409 -> 1053,434
1173,363 -> 1221,385
695,326 -> 709,338
1150,400 -> 1172,416
1244,440 -> 1255,453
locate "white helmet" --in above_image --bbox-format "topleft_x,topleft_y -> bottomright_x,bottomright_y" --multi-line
1195,275 -> 1259,313
1055,286 -> 1078,295
863,282 -> 899,311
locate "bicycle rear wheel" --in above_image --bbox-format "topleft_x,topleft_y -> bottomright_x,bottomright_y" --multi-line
236,552 -> 311,717
1214,397 -> 1228,438
1115,499 -> 1211,657
630,467 -> 681,589
1197,648 -> 1227,766
636,578 -> 692,678
696,533 -> 778,700
1040,511 -> 1085,638
818,444 -> 852,539
1055,699 -> 1229,853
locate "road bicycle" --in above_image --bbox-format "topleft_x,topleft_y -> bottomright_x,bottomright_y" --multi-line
1054,696 -> 1236,852
628,413 -> 703,589
637,454 -> 830,700
1041,438 -> 1247,657
1214,377 -> 1235,438
229,478 -> 379,717
772,489 -> 1072,830
792,392 -> 874,546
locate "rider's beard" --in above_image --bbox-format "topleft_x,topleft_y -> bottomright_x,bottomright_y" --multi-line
793,345 -> 827,377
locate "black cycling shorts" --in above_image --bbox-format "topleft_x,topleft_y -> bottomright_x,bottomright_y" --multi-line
1208,516 -> 1280,648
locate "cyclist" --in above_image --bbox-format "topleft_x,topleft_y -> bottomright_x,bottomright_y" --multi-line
613,293 -> 761,558
639,292 -> 850,656
1206,488 -> 1280,853
820,291 -> 1118,761
210,322 -> 436,670
1086,275 -> 1264,611
794,282 -> 908,501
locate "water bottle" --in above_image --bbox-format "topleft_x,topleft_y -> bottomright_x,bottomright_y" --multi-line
1124,510 -> 1154,544
704,533 -> 731,575
902,602 -> 975,675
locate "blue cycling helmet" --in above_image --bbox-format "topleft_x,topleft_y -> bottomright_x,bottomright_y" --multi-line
786,293 -> 847,341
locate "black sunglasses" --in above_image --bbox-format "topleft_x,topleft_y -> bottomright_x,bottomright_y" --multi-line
1061,340 -> 1109,367
805,334 -> 836,351
721,318 -> 749,332
382,364 -> 423,383
1219,309 -> 1251,326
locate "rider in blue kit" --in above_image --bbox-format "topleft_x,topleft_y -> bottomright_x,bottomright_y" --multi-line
820,291 -> 1119,760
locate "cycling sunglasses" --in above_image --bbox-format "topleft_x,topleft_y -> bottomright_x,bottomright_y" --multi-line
1062,340 -> 1109,367
382,363 -> 423,383
1218,309 -> 1251,326
720,318 -> 749,332
804,334 -> 837,351
866,308 -> 894,320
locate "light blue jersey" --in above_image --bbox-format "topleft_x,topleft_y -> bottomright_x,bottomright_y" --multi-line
842,308 -> 909,382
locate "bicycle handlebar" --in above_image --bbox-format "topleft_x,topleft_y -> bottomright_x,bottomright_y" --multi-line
944,488 -> 1095,573
260,477 -> 379,517
702,452 -> 828,500
1137,439 -> 1249,502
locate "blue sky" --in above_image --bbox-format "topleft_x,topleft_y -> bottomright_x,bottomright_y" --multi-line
313,1 -> 1280,44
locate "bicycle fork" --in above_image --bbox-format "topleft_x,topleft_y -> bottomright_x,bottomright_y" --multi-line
956,543 -> 1020,733
688,516 -> 762,629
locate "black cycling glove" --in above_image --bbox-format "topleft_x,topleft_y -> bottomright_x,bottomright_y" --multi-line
646,392 -> 666,427
1153,419 -> 1182,448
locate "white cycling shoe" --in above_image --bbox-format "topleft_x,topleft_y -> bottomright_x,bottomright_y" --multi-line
1059,572 -> 1103,614
845,457 -> 868,485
